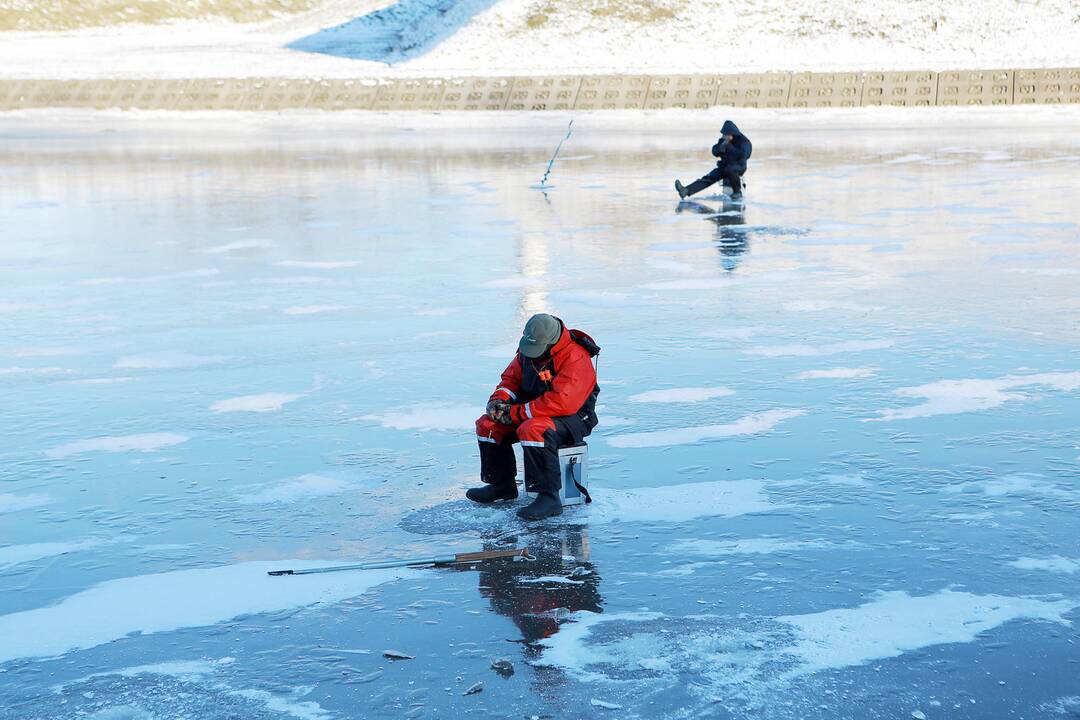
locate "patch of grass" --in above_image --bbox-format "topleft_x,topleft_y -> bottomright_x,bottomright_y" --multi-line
587,0 -> 678,23
0,0 -> 323,31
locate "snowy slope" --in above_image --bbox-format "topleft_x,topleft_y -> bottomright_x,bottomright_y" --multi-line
0,0 -> 1079,78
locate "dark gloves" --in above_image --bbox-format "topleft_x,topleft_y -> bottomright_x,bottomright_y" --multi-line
486,399 -> 512,425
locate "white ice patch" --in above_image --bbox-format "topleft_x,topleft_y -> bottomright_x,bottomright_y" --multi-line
200,240 -> 274,254
795,367 -> 877,380
8,346 -> 83,358
236,474 -> 349,505
590,479 -> 781,524
283,305 -> 351,316
628,387 -> 734,403
779,590 -> 1075,675
0,536 -> 131,570
535,590 -> 1075,689
64,377 -> 137,385
555,290 -> 631,307
46,432 -> 189,459
210,393 -> 303,413
0,493 -> 52,513
0,366 -> 73,376
481,276 -> 541,289
0,560 -> 416,665
364,402 -> 478,431
478,342 -> 519,358
114,352 -> 232,369
868,371 -> 1080,421
943,473 -> 1079,500
783,300 -> 882,313
1009,556 -> 1080,574
80,269 -> 219,286
668,538 -> 858,557
642,278 -> 732,290
746,340 -> 893,357
607,409 -> 803,448
519,575 -> 585,585
274,260 -> 361,269
231,689 -> 332,720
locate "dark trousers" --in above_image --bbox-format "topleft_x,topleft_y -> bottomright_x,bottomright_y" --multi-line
477,414 -> 579,495
685,164 -> 742,196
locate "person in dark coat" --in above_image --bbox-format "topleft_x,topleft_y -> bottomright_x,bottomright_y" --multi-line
675,120 -> 752,201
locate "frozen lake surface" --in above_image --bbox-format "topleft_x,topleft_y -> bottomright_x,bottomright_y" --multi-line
1,110 -> 1078,720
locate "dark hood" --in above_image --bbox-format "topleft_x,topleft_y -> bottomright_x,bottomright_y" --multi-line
721,120 -> 742,137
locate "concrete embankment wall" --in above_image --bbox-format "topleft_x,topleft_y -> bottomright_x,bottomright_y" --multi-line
2,69 -> 1079,111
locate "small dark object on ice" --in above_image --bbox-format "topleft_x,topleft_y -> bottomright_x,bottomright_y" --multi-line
464,682 -> 484,695
383,649 -> 414,660
491,658 -> 515,677
517,492 -> 562,521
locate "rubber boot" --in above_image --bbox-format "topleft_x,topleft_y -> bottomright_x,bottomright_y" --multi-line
516,492 -> 562,521
466,482 -> 519,504
683,178 -> 712,197
675,179 -> 688,199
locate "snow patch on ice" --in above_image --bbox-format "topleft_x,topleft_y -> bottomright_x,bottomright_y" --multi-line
114,352 -> 232,369
274,260 -> 361,269
607,409 -> 804,448
46,432 -> 189,459
784,300 -> 883,313
669,538 -> 860,557
795,367 -> 877,380
868,371 -> 1080,421
477,342 -> 519,358
0,493 -> 52,513
534,590 -> 1075,689
283,305 -> 351,315
943,473 -> 1080,500
779,590 -> 1075,674
200,240 -> 273,254
591,479 -> 782,524
211,393 -> 303,413
231,689 -> 331,720
746,340 -> 894,357
364,402 -> 477,431
0,366 -> 74,376
0,560 -> 416,664
0,536 -> 132,570
1009,556 -> 1080,574
236,475 -> 349,505
628,386 -> 734,403
80,269 -> 219,285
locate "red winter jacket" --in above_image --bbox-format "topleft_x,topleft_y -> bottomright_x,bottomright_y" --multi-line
489,322 -> 599,426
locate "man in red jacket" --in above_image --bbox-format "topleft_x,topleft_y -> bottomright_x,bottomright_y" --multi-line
467,313 -> 600,520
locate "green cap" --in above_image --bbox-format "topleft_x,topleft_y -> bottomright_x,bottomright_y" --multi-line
518,313 -> 561,358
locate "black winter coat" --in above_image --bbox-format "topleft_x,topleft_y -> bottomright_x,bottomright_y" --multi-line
711,120 -> 752,174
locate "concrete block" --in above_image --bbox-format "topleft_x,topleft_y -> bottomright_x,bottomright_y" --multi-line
715,73 -> 791,108
1014,68 -> 1080,104
372,77 -> 446,111
439,77 -> 513,111
573,75 -> 651,110
644,75 -> 719,109
862,70 -> 937,106
937,69 -> 1013,106
789,72 -> 863,108
507,76 -> 581,111
308,78 -> 377,110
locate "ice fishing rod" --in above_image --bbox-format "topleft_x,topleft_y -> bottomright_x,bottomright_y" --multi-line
536,119 -> 574,188
267,547 -> 533,576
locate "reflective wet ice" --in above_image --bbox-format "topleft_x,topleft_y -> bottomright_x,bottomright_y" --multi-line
1,112 -> 1078,720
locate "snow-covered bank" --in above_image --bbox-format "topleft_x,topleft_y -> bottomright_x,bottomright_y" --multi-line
1,0 -> 1079,79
